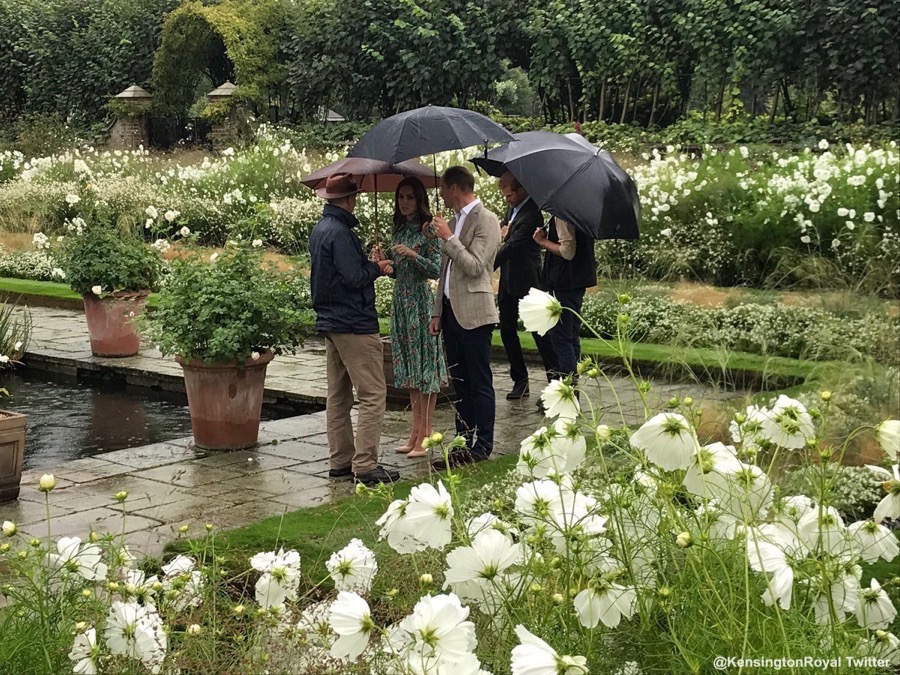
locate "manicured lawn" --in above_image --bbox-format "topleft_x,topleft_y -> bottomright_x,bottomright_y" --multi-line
165,454 -> 519,587
0,276 -> 856,389
0,277 -> 160,307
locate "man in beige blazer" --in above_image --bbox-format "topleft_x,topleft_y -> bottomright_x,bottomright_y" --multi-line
428,165 -> 501,469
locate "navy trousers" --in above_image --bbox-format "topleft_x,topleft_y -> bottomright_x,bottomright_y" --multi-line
441,299 -> 495,458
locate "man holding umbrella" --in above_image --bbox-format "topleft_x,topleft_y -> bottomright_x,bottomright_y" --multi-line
495,171 -> 556,398
534,216 -> 596,383
428,166 -> 502,468
309,173 -> 399,486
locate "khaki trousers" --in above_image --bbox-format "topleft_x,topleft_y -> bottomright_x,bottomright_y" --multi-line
324,332 -> 386,474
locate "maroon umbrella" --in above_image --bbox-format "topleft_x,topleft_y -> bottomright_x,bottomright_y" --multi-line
302,157 -> 440,247
300,157 -> 440,192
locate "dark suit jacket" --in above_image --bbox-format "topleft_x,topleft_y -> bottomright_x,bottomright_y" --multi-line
494,197 -> 543,299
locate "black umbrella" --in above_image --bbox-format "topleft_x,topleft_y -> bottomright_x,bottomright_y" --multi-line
471,131 -> 640,240
348,105 -> 516,164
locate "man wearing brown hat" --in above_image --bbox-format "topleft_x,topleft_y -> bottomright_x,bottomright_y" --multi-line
309,173 -> 399,486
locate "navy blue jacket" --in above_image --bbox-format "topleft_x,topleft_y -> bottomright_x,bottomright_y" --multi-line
309,204 -> 380,334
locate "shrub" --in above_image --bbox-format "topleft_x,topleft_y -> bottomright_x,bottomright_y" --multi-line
144,240 -> 314,363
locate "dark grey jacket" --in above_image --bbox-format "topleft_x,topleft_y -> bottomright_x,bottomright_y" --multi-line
309,205 -> 380,334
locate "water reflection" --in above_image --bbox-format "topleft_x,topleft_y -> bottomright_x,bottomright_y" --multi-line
0,369 -> 195,469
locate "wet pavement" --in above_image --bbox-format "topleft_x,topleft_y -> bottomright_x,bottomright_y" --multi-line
1,306 -> 732,557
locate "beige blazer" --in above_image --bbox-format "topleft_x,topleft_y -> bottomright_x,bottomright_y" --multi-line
431,201 -> 501,330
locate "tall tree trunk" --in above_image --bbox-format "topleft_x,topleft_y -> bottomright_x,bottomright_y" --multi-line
619,73 -> 634,124
715,72 -> 727,120
648,79 -> 661,126
599,78 -> 607,122
780,79 -> 793,118
631,76 -> 643,123
769,85 -> 780,124
567,78 -> 575,122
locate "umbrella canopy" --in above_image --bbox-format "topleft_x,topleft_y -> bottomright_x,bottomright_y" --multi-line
348,105 -> 515,164
300,156 -> 439,192
471,131 -> 640,240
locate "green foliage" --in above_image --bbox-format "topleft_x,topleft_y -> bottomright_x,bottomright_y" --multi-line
145,241 -> 313,363
780,465 -> 884,521
55,225 -> 163,297
151,0 -> 284,116
105,99 -> 150,121
0,295 -> 30,363
0,0 -> 178,125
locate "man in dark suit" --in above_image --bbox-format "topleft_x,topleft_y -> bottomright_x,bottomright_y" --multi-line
495,172 -> 556,399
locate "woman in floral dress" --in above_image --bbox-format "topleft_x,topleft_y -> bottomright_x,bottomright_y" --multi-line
386,177 -> 448,457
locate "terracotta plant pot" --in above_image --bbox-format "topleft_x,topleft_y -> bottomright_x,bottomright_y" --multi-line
176,351 -> 274,450
0,410 -> 27,502
82,290 -> 149,357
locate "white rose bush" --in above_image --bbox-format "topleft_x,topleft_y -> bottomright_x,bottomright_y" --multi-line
1,294 -> 897,673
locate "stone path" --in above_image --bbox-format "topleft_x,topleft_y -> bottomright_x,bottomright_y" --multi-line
1,306 -> 732,558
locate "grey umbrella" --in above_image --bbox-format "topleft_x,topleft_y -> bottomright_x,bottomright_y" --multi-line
471,131 -> 640,240
348,105 -> 515,164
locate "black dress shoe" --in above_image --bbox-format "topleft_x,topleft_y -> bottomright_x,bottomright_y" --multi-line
506,381 -> 530,400
328,466 -> 353,480
431,449 -> 490,471
354,466 -> 401,486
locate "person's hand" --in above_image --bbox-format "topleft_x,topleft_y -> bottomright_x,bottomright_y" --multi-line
432,214 -> 453,241
392,243 -> 417,259
371,245 -> 385,262
533,227 -> 548,246
500,224 -> 510,240
428,317 -> 441,336
376,259 -> 394,275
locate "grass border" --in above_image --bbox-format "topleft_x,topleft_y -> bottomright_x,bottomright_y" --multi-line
1,276 -> 834,387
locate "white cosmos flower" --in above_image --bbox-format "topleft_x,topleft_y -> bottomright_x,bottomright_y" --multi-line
104,601 -> 166,671
444,529 -> 523,590
540,379 -> 580,420
164,210 -> 180,222
847,520 -> 899,563
179,225 -> 190,237
813,566 -> 861,624
398,593 -> 477,666
573,585 -> 637,628
515,478 -> 571,525
376,498 -> 422,554
511,624 -> 588,674
68,627 -> 99,675
717,463 -> 774,521
682,442 -> 741,498
327,538 -> 377,594
746,530 -> 794,610
797,506 -> 846,556
403,481 -> 454,551
630,412 -> 699,472
255,573 -> 291,609
162,554 -> 195,577
518,288 -> 562,336
329,591 -> 375,661
861,630 -> 900,666
517,419 -> 585,478
856,579 -> 897,629
251,238 -> 263,248
876,420 -> 900,460
759,395 -> 815,449
49,537 -> 108,581
91,285 -> 102,296
867,464 -> 900,522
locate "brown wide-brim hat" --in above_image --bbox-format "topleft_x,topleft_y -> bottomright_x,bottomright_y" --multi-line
315,172 -> 361,199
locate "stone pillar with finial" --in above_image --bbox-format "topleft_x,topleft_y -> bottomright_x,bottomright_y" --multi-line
206,81 -> 238,150
108,85 -> 152,150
